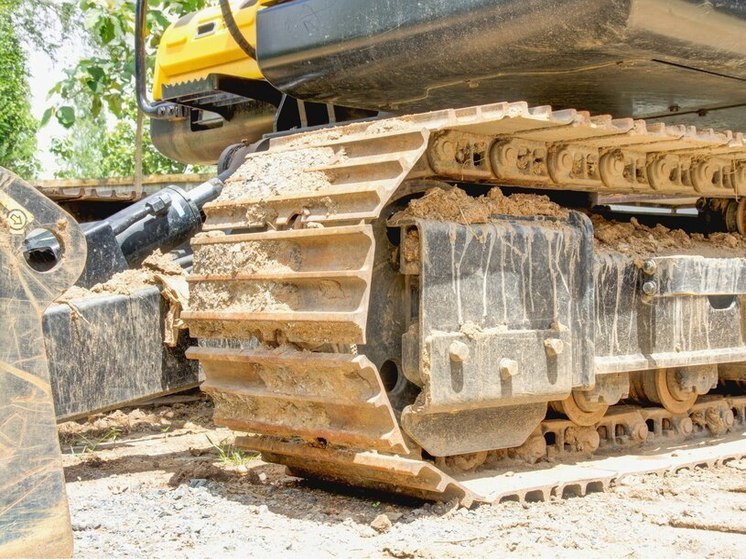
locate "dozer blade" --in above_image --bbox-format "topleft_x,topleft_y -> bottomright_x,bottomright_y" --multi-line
0,169 -> 86,558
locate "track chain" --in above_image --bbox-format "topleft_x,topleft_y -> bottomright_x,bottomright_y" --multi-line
185,101 -> 746,505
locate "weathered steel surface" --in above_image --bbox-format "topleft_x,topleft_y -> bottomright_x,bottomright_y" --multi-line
45,287 -> 199,421
258,0 -> 746,130
184,224 -> 376,345
190,347 -> 410,455
594,252 -> 746,374
396,214 -> 594,455
0,168 -> 85,558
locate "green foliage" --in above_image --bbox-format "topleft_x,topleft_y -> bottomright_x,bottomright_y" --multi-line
68,426 -> 122,457
0,10 -> 38,177
206,435 -> 256,467
48,0 -> 212,128
50,101 -> 189,179
46,0 -> 216,178
0,0 -> 78,56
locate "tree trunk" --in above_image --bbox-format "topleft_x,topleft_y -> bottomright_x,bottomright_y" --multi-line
134,108 -> 144,200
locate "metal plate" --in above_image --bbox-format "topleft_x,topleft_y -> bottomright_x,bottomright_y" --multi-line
0,168 -> 85,558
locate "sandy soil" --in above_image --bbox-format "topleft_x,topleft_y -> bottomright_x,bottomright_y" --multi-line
391,186 -> 568,225
60,399 -> 746,559
392,185 -> 746,265
58,249 -> 186,301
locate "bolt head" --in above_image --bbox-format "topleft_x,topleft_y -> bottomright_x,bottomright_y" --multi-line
676,417 -> 694,436
633,422 -> 649,442
499,358 -> 519,380
642,260 -> 657,275
724,409 -> 735,428
642,281 -> 658,296
449,341 -> 470,363
559,150 -> 573,170
544,338 -> 564,357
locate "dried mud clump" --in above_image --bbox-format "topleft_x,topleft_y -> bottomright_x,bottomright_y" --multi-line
189,281 -> 299,313
592,215 -> 746,260
220,147 -> 344,202
393,186 -> 568,224
57,249 -> 186,301
193,239 -> 302,276
392,185 -> 746,260
592,215 -> 693,256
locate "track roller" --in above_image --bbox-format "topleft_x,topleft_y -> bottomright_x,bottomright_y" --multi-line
630,367 -> 717,415
551,391 -> 609,427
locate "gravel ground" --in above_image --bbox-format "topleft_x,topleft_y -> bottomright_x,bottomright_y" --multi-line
60,400 -> 746,559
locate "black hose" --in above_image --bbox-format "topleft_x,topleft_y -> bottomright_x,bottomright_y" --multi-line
219,0 -> 257,60
135,0 -> 182,119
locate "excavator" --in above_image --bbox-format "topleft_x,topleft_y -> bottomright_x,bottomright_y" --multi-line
3,0 -> 746,555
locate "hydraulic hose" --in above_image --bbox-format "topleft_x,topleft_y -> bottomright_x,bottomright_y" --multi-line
135,0 -> 182,119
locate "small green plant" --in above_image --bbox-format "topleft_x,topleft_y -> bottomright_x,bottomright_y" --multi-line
69,427 -> 122,457
205,435 -> 255,467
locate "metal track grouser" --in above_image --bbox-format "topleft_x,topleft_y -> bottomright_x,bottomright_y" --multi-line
182,102 -> 746,505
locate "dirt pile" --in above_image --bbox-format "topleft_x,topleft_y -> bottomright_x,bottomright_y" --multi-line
592,215 -> 746,260
57,249 -> 186,301
392,186 -> 568,224
392,185 -> 746,260
192,236 -> 302,277
57,397 -> 213,446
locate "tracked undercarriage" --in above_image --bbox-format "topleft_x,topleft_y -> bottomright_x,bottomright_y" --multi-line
183,102 -> 746,505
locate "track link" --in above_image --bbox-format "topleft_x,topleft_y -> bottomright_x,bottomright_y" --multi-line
185,101 -> 746,505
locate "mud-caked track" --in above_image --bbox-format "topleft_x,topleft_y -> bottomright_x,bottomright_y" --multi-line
183,101 -> 746,504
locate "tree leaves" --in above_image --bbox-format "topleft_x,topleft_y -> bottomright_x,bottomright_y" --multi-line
40,107 -> 54,127
43,0 -> 213,177
0,10 -> 38,177
50,99 -> 200,179
56,106 -> 76,128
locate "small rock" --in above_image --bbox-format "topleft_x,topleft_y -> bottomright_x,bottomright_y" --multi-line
71,520 -> 101,532
189,478 -> 208,488
247,470 -> 269,484
386,511 -> 403,523
371,513 -> 392,533
109,483 -> 128,495
189,447 -> 208,457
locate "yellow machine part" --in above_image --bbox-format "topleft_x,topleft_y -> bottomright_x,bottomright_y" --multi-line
153,1 -> 273,100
